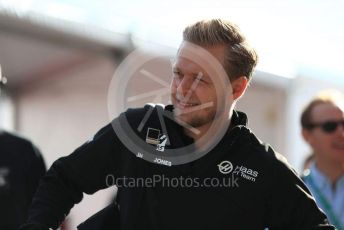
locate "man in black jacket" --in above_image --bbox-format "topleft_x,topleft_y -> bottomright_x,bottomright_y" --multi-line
0,131 -> 46,230
0,67 -> 46,229
20,19 -> 334,230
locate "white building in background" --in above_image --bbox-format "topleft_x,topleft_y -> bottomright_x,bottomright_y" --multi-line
0,9 -> 343,229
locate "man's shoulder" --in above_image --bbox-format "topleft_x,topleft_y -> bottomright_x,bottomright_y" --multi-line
124,103 -> 158,117
235,130 -> 303,196
243,130 -> 296,176
0,131 -> 34,150
91,104 -> 165,145
0,131 -> 42,161
124,104 -> 166,118
120,103 -> 167,130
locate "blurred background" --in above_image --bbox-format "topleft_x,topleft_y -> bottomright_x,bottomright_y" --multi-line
0,0 -> 343,228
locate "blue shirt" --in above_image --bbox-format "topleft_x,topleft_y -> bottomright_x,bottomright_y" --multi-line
304,163 -> 344,230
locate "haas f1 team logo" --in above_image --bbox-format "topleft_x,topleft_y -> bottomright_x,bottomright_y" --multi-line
218,161 -> 233,174
218,161 -> 259,182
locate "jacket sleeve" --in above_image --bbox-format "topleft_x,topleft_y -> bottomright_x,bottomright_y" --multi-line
19,124 -> 125,230
26,144 -> 46,209
265,152 -> 335,230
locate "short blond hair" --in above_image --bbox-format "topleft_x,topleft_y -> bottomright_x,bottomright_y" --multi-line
183,19 -> 258,81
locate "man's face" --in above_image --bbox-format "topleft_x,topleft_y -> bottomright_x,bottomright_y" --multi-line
304,102 -> 344,165
170,42 -> 228,130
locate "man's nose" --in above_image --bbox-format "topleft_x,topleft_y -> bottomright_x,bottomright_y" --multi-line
176,77 -> 194,98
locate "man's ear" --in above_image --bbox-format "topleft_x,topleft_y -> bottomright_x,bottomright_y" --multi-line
231,76 -> 248,100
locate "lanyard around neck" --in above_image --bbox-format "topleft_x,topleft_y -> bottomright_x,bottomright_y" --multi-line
304,174 -> 342,230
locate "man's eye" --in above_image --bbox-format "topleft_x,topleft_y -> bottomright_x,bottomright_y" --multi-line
196,77 -> 207,84
173,71 -> 182,77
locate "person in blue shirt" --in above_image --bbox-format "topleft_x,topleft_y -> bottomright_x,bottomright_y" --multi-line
302,89 -> 344,230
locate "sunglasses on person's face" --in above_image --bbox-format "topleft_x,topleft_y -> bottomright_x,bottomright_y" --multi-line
306,120 -> 344,134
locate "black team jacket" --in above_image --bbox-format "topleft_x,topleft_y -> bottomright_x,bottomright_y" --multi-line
0,131 -> 46,230
20,104 -> 334,230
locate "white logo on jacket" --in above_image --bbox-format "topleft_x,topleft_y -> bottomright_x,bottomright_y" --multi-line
233,165 -> 259,182
156,134 -> 168,152
218,161 -> 233,174
217,161 -> 259,182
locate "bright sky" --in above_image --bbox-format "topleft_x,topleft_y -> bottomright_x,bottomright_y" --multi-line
1,0 -> 344,83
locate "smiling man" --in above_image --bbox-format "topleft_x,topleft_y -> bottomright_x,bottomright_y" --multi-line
20,19 -> 334,230
171,42 -> 234,141
301,90 -> 344,229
